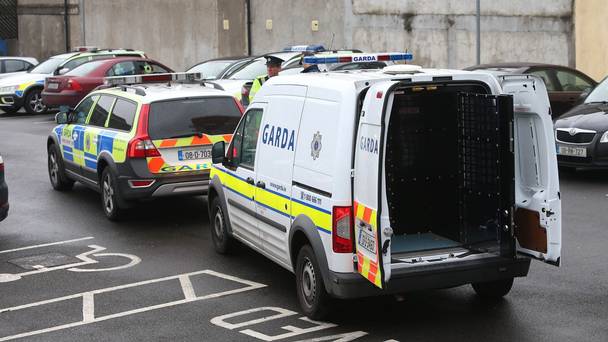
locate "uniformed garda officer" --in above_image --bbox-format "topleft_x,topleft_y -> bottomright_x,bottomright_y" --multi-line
249,55 -> 284,102
300,51 -> 320,73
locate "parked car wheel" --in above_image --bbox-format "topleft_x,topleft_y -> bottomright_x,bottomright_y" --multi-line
24,88 -> 47,115
296,245 -> 331,320
210,196 -> 234,254
48,144 -> 74,191
101,167 -> 125,221
472,277 -> 514,299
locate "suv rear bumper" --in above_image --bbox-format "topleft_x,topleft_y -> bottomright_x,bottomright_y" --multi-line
116,174 -> 210,200
327,256 -> 531,299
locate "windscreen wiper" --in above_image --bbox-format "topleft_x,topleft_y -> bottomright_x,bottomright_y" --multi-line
166,132 -> 204,139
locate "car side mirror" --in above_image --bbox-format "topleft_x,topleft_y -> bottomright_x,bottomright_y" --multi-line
55,67 -> 70,75
212,141 -> 226,164
55,112 -> 68,124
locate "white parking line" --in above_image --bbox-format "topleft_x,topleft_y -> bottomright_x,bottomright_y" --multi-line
0,237 -> 94,254
0,269 -> 266,341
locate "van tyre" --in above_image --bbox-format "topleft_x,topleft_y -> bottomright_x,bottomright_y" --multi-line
24,88 -> 47,115
48,144 -> 74,191
210,196 -> 233,254
101,167 -> 125,221
296,245 -> 331,320
472,277 -> 514,299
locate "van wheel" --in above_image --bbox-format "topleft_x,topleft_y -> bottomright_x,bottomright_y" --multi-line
48,144 -> 74,191
101,167 -> 125,221
472,277 -> 514,299
210,196 -> 233,254
296,245 -> 331,320
24,88 -> 47,115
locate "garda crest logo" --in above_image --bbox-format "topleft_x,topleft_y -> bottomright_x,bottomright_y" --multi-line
311,131 -> 322,160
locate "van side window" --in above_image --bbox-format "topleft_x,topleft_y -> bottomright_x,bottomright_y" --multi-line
227,109 -> 263,169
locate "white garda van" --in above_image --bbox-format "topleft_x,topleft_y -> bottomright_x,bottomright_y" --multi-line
208,53 -> 561,319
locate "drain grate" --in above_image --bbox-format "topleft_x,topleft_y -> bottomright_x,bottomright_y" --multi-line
8,252 -> 81,270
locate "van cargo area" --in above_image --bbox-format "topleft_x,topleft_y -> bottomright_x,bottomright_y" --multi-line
385,82 -> 515,263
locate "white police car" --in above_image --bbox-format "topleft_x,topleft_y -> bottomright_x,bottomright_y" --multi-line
208,53 -> 562,319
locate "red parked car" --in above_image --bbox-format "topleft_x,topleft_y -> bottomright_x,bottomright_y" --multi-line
42,57 -> 173,108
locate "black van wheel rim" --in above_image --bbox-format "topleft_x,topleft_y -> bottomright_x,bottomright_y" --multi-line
301,257 -> 316,305
214,207 -> 224,241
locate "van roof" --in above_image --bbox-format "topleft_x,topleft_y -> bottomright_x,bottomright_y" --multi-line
262,68 -> 500,95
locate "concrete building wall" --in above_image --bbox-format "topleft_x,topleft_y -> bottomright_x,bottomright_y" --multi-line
252,0 -> 574,69
575,0 -> 608,81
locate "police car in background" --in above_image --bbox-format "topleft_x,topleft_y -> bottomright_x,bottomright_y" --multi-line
47,73 -> 242,220
0,48 -> 145,115
208,52 -> 562,319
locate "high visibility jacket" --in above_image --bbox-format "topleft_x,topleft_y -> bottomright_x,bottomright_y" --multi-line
249,74 -> 269,103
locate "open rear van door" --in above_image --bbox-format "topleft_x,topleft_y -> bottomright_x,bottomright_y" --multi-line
353,80 -> 398,288
499,75 -> 562,266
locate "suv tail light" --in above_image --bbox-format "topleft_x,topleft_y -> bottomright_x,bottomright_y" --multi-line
332,206 -> 353,253
127,104 -> 160,158
127,137 -> 161,158
67,79 -> 82,91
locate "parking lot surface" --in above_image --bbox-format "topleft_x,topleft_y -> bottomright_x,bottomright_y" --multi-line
0,112 -> 607,341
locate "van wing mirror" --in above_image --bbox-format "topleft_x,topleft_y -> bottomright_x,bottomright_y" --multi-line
211,141 -> 226,164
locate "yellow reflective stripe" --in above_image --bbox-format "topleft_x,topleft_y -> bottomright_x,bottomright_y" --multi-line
73,149 -> 85,166
212,166 -> 332,233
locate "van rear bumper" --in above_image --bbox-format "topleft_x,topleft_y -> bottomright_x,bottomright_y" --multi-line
327,256 -> 531,299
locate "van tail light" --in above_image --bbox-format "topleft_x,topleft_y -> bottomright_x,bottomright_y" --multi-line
332,206 -> 353,253
127,104 -> 160,158
67,79 -> 82,91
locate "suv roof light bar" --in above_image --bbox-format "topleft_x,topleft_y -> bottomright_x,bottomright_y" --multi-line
283,44 -> 326,52
103,72 -> 202,87
303,52 -> 413,65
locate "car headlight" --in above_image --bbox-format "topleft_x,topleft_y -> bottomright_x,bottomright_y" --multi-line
600,131 -> 608,143
0,85 -> 18,94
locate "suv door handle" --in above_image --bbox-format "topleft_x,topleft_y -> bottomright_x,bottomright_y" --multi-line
256,181 -> 265,189
246,177 -> 255,185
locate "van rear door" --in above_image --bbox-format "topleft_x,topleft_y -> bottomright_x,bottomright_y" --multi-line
353,81 -> 398,288
499,75 -> 562,266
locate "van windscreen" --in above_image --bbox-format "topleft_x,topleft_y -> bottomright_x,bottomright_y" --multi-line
148,97 -> 241,140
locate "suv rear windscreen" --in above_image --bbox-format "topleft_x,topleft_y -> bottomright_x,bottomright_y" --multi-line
148,97 -> 241,140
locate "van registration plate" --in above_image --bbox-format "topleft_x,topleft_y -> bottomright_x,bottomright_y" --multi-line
358,227 -> 377,254
557,145 -> 587,157
178,147 -> 212,161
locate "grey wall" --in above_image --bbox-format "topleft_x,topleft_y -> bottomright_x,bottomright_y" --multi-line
9,0 -> 575,71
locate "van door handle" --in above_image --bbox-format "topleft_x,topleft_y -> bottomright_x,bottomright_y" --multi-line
246,177 -> 255,185
256,181 -> 266,189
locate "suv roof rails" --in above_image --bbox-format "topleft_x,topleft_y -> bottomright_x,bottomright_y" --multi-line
119,85 -> 146,96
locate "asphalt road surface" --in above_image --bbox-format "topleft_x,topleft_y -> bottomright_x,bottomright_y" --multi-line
0,112 -> 606,342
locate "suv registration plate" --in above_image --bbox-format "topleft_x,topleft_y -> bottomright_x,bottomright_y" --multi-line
358,227 -> 377,254
178,147 -> 212,161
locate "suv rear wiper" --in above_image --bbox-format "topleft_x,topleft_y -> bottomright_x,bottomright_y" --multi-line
166,132 -> 204,139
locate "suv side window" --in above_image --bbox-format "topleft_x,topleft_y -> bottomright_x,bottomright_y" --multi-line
72,95 -> 98,124
226,109 -> 263,169
88,95 -> 115,127
555,69 -> 594,92
108,61 -> 136,76
107,98 -> 137,131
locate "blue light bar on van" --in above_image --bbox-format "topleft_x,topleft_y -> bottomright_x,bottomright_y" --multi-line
303,52 -> 413,65
283,44 -> 326,52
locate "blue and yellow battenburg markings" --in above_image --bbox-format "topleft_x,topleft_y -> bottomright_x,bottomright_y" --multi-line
211,166 -> 332,234
55,125 -> 126,170
15,80 -> 44,97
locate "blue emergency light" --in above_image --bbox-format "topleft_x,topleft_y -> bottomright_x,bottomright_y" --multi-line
303,52 -> 413,65
283,45 -> 326,53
